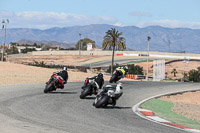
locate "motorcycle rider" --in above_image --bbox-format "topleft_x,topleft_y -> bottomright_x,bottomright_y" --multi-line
95,83 -> 123,107
115,65 -> 129,81
47,67 -> 68,89
82,73 -> 104,94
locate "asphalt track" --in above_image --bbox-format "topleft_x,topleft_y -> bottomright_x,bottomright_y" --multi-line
83,58 -> 147,67
0,81 -> 199,133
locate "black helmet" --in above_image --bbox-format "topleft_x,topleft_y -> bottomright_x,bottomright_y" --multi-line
98,73 -> 103,77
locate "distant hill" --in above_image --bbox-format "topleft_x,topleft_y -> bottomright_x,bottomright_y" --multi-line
1,24 -> 200,53
16,39 -> 75,49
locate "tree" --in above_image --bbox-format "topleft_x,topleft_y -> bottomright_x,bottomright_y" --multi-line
102,33 -> 126,51
102,28 -> 126,73
165,72 -> 168,79
128,64 -> 143,75
188,69 -> 200,82
5,45 -> 19,54
75,38 -> 95,50
33,43 -> 37,47
171,68 -> 178,77
107,64 -> 120,73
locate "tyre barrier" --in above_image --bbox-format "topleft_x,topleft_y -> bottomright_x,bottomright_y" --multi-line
126,74 -> 146,80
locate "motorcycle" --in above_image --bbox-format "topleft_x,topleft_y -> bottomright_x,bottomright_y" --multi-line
44,73 -> 64,93
109,70 -> 122,83
93,83 -> 123,108
80,78 -> 99,99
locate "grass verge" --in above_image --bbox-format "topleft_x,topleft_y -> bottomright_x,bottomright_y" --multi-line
141,98 -> 200,130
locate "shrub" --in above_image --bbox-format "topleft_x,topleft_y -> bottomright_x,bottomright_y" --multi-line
128,64 -> 143,75
107,64 -> 143,75
188,69 -> 200,82
107,64 -> 120,73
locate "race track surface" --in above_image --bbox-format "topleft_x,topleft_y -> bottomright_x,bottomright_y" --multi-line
0,81 -> 199,133
83,58 -> 146,67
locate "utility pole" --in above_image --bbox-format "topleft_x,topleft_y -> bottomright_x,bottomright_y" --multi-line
181,57 -> 189,82
79,33 -> 82,55
1,19 -> 9,62
146,36 -> 151,81
168,39 -> 171,52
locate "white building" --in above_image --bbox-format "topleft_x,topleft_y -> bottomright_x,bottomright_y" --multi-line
87,43 -> 93,51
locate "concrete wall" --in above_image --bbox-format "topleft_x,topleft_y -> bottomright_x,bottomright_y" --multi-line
8,52 -> 32,58
8,50 -> 200,60
30,50 -> 121,55
29,50 -> 200,57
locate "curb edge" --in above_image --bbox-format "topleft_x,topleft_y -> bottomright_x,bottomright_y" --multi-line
132,89 -> 200,133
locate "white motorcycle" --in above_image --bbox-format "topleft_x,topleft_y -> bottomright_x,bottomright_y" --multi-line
93,83 -> 123,108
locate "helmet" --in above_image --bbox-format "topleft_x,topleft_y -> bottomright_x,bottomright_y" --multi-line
98,73 -> 103,78
124,66 -> 128,71
63,67 -> 67,71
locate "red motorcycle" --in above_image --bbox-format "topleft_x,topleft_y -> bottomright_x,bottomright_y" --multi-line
44,73 -> 64,93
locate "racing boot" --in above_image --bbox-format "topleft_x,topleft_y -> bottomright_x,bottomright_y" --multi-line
93,88 -> 98,95
112,97 -> 116,106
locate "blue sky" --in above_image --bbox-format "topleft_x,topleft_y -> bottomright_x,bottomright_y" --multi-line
0,0 -> 200,29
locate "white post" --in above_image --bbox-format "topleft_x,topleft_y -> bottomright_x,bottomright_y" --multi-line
79,33 -> 81,55
1,19 -> 9,62
146,36 -> 151,81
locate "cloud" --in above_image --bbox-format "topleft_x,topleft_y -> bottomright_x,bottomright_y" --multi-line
114,22 -> 123,27
1,11 -> 200,29
129,11 -> 152,17
0,11 -> 118,29
134,19 -> 200,29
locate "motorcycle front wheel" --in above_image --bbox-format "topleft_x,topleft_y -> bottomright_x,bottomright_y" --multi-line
109,74 -> 117,83
44,82 -> 54,93
80,86 -> 92,99
95,95 -> 109,108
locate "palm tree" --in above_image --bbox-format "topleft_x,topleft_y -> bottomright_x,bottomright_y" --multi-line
165,72 -> 168,79
102,28 -> 126,73
171,68 -> 178,77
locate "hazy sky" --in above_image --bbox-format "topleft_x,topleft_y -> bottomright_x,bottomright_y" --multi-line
0,0 -> 200,29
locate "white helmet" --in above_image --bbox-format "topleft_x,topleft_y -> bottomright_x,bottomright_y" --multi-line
63,67 -> 67,71
124,66 -> 128,71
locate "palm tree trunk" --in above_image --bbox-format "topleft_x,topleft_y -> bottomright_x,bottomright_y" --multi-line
111,44 -> 115,74
109,45 -> 111,50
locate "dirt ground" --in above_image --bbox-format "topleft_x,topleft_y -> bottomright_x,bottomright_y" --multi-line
8,55 -> 103,66
134,60 -> 200,79
0,62 -> 113,85
159,91 -> 200,123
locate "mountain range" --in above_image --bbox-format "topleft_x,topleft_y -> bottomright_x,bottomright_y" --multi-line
0,24 -> 200,53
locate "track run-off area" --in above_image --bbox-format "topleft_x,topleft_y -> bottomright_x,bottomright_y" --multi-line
0,81 -> 199,133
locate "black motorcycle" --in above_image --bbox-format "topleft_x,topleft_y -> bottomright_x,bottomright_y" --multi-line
80,78 -> 99,99
109,70 -> 123,83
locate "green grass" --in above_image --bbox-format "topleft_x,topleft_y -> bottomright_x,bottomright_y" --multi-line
82,61 -> 105,66
141,99 -> 200,130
